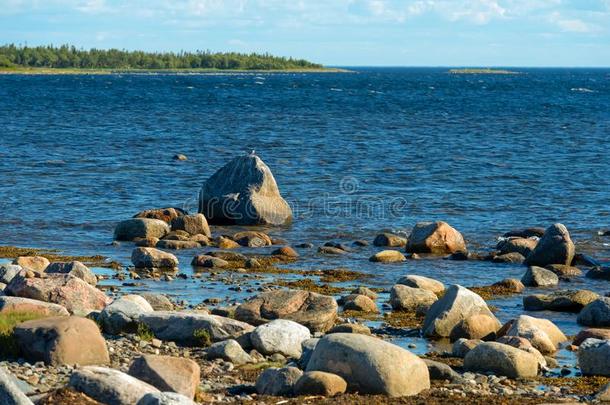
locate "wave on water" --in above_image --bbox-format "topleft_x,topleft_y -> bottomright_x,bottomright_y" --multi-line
571,87 -> 596,93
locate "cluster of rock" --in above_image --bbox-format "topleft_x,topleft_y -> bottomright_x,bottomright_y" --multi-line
4,154 -> 610,403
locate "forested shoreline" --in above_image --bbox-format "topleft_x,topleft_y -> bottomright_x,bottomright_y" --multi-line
0,44 -> 323,70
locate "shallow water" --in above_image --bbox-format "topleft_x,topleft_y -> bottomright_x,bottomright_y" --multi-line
1,68 -> 610,368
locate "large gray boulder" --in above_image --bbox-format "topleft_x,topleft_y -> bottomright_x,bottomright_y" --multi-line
405,221 -> 466,254
521,266 -> 558,287
255,367 -> 302,396
578,338 -> 610,376
578,297 -> 610,327
70,366 -> 160,405
422,285 -> 499,338
306,333 -> 430,397
131,248 -> 178,269
524,223 -> 575,267
170,214 -> 211,237
99,295 -> 154,335
198,154 -> 292,226
45,261 -> 97,286
464,342 -> 539,378
389,285 -> 437,312
0,366 -> 33,405
114,218 -> 170,241
504,315 -> 567,354
251,319 -> 311,358
137,311 -> 253,344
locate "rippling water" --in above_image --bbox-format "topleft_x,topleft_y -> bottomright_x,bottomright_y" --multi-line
1,68 -> 610,360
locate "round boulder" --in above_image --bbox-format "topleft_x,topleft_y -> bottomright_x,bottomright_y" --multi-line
405,221 -> 466,254
294,371 -> 347,397
306,333 -> 430,397
251,319 -> 311,358
464,342 -> 539,378
389,285 -> 437,312
369,250 -> 406,263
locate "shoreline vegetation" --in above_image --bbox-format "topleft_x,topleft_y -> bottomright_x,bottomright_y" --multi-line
0,43 -> 345,74
448,68 -> 521,75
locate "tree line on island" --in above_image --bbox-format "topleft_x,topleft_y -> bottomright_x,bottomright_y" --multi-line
0,44 -> 323,70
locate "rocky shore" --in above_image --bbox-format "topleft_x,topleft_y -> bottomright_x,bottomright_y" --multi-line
1,154 -> 610,404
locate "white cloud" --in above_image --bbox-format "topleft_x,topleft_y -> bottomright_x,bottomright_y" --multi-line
548,10 -> 598,32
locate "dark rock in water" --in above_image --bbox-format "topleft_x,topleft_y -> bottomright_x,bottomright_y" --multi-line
373,233 -> 407,248
496,237 -> 538,256
492,252 -> 525,263
405,221 -> 466,254
318,246 -> 347,255
324,242 -> 351,252
198,154 -> 292,225
447,251 -> 469,261
233,231 -> 272,247
523,290 -> 598,312
524,223 -> 575,267
574,253 -> 601,268
586,267 -> 610,280
271,246 -> 299,258
578,297 -> 610,327
295,243 -> 314,249
503,227 -> 545,238
353,239 -> 369,247
133,207 -> 186,224
521,266 -> 558,287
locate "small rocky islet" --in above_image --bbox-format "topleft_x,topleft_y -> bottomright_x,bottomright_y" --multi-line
1,153 -> 610,404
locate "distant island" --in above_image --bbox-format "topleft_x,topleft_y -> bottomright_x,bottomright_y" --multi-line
448,68 -> 520,75
0,44 -> 341,74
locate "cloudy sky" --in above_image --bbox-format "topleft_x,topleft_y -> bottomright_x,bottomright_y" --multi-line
2,0 -> 610,66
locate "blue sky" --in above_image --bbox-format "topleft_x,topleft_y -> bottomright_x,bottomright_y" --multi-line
2,0 -> 610,66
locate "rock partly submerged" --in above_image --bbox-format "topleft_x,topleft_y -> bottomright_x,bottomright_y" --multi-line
524,223 -> 575,267
405,221 -> 466,255
422,285 -> 499,338
198,154 -> 292,226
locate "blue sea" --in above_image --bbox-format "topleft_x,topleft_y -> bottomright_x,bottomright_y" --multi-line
1,68 -> 609,360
